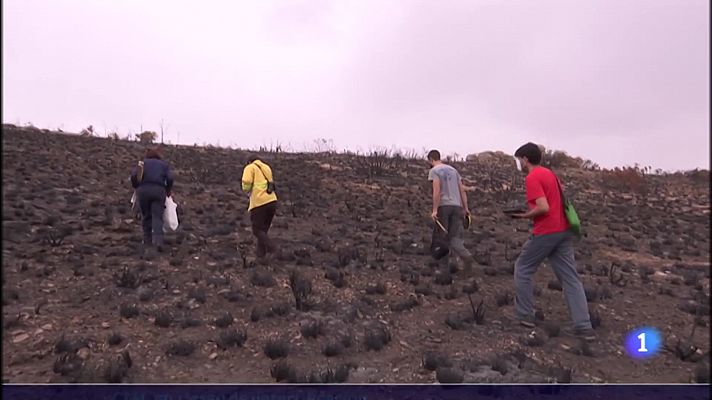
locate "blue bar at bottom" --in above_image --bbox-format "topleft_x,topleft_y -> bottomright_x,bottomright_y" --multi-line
1,384 -> 710,400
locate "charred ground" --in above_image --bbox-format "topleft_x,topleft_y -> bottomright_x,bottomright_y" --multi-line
2,125 -> 710,383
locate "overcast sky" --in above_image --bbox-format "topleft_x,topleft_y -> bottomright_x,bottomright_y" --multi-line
3,0 -> 709,171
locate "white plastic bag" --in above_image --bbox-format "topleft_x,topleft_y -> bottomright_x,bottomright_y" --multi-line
163,196 -> 179,232
130,191 -> 141,219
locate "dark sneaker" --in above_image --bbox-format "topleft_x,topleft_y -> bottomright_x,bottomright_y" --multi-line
562,327 -> 596,342
460,257 -> 480,277
461,255 -> 475,269
519,319 -> 536,328
138,244 -> 147,258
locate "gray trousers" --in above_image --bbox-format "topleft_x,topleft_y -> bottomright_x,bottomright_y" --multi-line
437,206 -> 474,264
514,230 -> 592,330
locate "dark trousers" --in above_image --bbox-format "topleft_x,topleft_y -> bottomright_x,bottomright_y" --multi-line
437,205 -> 474,264
250,201 -> 277,258
137,184 -> 166,246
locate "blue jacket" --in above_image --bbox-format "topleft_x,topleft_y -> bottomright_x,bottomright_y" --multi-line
131,158 -> 174,191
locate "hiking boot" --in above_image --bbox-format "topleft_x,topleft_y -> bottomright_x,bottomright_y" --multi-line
562,327 -> 596,342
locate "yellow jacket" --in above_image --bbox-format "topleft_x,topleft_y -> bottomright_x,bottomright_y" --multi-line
241,160 -> 278,211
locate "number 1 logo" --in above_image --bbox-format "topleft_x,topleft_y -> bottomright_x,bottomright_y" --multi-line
637,333 -> 648,353
626,327 -> 661,359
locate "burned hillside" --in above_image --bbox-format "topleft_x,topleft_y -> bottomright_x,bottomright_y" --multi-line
2,125 -> 709,383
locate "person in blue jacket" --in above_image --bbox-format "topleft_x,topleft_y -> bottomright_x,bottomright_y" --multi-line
130,147 -> 174,251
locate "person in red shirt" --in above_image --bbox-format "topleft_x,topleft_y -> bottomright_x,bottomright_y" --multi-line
511,143 -> 594,341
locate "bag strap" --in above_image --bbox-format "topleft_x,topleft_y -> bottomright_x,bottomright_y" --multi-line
554,173 -> 567,205
252,162 -> 272,184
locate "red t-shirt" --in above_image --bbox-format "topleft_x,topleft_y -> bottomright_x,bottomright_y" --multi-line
525,167 -> 569,235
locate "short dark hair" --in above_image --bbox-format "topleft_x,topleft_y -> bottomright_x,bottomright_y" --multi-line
514,142 -> 542,165
427,150 -> 441,161
145,147 -> 162,160
245,154 -> 260,164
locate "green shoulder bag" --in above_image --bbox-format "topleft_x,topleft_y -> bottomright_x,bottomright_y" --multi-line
555,175 -> 581,236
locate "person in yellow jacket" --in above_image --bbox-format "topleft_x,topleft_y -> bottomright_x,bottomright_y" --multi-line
241,154 -> 278,262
